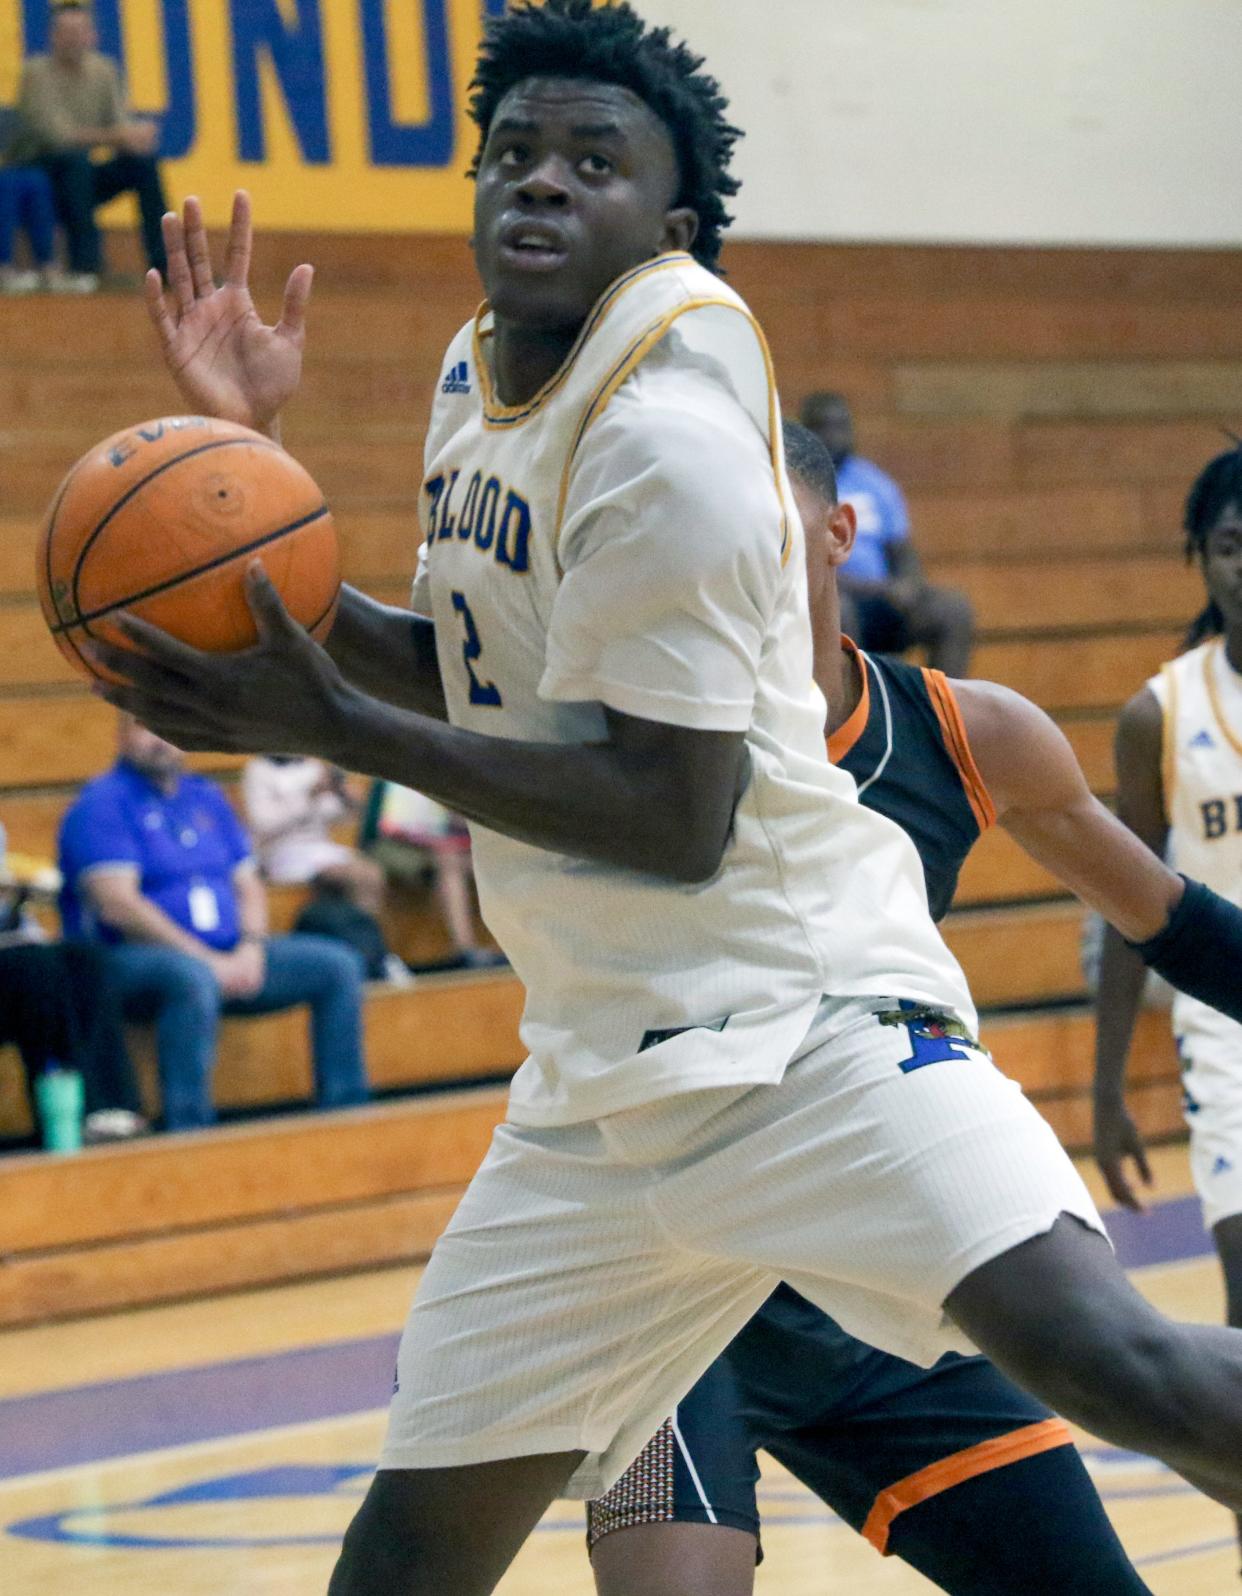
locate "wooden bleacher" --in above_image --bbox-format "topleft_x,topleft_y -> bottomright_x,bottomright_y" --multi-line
0,1008 -> 1180,1326
0,233 -> 1232,1322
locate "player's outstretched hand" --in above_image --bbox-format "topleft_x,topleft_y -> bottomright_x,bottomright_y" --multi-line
145,190 -> 313,435
1094,1098 -> 1155,1212
86,565 -> 351,759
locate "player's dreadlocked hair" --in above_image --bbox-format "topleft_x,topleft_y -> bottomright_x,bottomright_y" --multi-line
1182,439 -> 1242,649
782,419 -> 839,505
468,0 -> 741,272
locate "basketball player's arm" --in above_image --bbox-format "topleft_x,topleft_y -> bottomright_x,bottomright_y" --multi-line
1094,689 -> 1170,1209
952,679 -> 1179,940
953,680 -> 1171,1208
90,578 -> 747,883
321,587 -> 447,720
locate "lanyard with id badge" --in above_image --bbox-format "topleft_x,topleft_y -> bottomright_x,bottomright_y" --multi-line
188,879 -> 220,934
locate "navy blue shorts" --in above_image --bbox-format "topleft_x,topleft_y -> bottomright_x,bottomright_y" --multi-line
586,1283 -> 1069,1557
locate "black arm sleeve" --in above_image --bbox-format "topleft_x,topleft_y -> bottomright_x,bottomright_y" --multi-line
1131,876 -> 1242,1026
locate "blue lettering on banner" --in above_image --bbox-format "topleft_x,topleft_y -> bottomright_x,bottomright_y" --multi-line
361,0 -> 455,168
230,0 -> 331,164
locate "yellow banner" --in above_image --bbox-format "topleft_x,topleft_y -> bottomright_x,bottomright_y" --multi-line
2,0 -> 507,231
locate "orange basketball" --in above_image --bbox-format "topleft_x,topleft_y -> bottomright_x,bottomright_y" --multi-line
36,415 -> 340,683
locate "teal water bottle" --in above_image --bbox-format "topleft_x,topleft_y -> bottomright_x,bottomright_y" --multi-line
35,1066 -> 85,1154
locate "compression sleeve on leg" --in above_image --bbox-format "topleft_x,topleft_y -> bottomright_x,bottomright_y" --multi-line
1131,876 -> 1242,1025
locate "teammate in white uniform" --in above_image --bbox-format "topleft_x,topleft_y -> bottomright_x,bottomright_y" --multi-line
1096,443 -> 1242,1559
98,4 -> 1242,1591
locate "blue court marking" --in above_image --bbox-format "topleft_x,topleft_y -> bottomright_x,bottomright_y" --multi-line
3,1453 -> 1211,1554
0,1334 -> 399,1482
0,1189 -> 1214,1484
1136,1537 -> 1237,1568
7,1465 -> 375,1549
1104,1193 -> 1211,1271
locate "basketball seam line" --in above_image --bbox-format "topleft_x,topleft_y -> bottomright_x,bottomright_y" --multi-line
53,505 -> 332,633
41,470 -> 94,676
68,435 -> 283,629
305,590 -> 339,637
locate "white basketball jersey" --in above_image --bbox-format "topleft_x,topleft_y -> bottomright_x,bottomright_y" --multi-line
1149,638 -> 1242,1070
411,253 -> 973,1126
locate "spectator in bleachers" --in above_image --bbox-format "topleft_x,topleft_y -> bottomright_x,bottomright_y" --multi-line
8,1 -> 168,293
57,715 -> 369,1131
242,756 -> 385,909
243,755 -> 404,983
362,783 -> 507,971
0,161 -> 62,293
800,391 -> 974,676
0,854 -> 146,1142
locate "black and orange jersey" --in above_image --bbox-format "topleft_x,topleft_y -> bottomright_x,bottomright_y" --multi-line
829,643 -> 996,921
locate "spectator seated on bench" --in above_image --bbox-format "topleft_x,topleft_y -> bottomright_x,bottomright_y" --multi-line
0,149 -> 62,294
8,2 -> 168,292
0,841 -> 145,1143
57,715 -> 369,1131
361,782 -> 507,972
241,755 -> 406,983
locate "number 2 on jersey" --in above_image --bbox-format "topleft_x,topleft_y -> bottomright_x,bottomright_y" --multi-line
451,591 -> 503,707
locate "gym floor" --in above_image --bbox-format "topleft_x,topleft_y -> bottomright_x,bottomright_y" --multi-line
1,1144 -> 1234,1596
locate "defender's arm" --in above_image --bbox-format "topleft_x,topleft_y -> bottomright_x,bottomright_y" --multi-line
951,678 -> 1179,940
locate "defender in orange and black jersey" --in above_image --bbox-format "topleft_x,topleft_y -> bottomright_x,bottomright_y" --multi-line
586,649 -> 1150,1596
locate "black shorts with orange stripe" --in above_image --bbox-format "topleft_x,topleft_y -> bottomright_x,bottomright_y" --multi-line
587,1285 -> 1152,1594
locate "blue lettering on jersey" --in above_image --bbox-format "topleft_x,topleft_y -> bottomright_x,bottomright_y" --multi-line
440,360 -> 471,394
1190,729 -> 1217,750
424,473 -> 530,574
877,1000 -> 985,1074
1197,796 -> 1242,840
495,490 -> 531,573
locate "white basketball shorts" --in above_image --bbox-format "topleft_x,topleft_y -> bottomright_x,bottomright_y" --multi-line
1182,1041 -> 1242,1229
381,994 -> 1104,1499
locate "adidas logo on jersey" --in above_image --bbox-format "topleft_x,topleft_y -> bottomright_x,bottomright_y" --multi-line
1189,729 -> 1217,749
1213,1155 -> 1235,1176
441,360 -> 471,395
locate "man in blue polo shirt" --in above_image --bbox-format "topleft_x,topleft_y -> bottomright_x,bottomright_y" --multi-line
58,715 -> 368,1130
801,391 -> 974,676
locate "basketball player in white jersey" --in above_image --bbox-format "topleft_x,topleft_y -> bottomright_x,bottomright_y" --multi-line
98,4 -> 1242,1590
1096,442 -> 1242,1562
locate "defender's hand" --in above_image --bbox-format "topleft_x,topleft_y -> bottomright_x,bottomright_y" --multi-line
145,190 -> 313,434
1094,1098 -> 1155,1212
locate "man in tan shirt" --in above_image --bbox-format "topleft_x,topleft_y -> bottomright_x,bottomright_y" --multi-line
8,2 -> 168,288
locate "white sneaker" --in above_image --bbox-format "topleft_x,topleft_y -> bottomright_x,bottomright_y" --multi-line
382,953 -> 416,987
51,272 -> 99,295
0,269 -> 40,295
83,1108 -> 148,1142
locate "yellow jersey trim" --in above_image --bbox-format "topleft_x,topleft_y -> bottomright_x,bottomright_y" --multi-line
471,253 -> 696,429
553,298 -> 792,569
